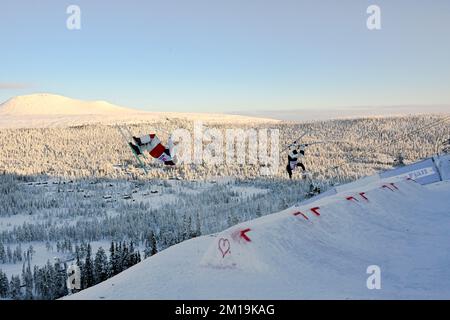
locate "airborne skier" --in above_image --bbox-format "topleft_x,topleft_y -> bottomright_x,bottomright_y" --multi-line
129,133 -> 177,166
286,143 -> 307,179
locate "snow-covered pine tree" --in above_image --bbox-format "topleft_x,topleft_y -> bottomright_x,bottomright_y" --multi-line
0,243 -> 5,263
94,247 -> 109,285
21,258 -> 33,300
150,232 -> 158,256
75,248 -> 85,290
83,244 -> 94,288
194,212 -> 202,237
9,275 -> 22,300
182,215 -> 193,241
109,241 -> 117,277
0,270 -> 9,298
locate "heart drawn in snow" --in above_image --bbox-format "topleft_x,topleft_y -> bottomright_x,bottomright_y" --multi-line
218,238 -> 231,258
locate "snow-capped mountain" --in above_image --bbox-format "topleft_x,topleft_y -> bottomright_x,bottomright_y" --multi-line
0,93 -> 143,128
65,155 -> 450,300
0,93 -> 135,115
0,93 -> 278,128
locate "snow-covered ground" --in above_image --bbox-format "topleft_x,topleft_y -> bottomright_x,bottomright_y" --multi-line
66,164 -> 450,300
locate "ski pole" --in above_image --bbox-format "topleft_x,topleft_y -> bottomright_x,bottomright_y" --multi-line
116,124 -> 149,174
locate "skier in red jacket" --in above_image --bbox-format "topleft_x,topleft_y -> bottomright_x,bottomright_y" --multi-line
129,134 -> 177,166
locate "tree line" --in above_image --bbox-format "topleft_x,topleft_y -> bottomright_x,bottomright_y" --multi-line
0,237 -> 158,300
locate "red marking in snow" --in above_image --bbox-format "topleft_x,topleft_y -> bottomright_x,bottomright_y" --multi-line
359,192 -> 369,201
240,228 -> 252,242
218,238 -> 231,258
346,196 -> 359,202
389,182 -> 399,190
382,184 -> 395,192
310,207 -> 321,216
293,211 -> 309,220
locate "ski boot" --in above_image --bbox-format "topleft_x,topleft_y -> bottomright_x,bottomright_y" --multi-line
128,142 -> 142,155
132,136 -> 144,146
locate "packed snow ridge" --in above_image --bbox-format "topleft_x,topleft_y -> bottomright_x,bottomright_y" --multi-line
66,155 -> 450,300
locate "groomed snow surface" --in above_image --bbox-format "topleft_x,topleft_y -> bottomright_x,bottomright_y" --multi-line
67,172 -> 450,299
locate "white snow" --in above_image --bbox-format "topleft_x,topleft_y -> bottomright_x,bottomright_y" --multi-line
0,93 -> 278,128
65,158 -> 450,300
0,214 -> 34,232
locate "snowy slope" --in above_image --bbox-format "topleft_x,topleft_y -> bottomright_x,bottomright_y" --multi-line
0,93 -> 278,128
66,161 -> 450,300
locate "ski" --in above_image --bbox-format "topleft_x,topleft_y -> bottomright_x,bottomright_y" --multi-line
298,139 -> 345,148
115,124 -> 149,174
298,141 -> 326,148
281,130 -> 311,152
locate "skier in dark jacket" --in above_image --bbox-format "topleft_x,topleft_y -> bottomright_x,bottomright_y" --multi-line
286,143 -> 307,179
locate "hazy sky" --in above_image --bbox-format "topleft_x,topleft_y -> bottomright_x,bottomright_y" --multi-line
1,0 -> 450,113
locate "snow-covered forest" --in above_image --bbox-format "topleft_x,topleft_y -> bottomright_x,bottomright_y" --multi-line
0,114 -> 449,299
0,115 -> 448,181
0,174 -> 307,299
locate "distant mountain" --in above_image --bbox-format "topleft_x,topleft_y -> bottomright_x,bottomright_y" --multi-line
0,93 -> 135,115
0,93 -> 279,128
230,105 -> 450,122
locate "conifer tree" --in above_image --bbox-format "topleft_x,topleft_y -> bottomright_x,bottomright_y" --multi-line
151,232 -> 158,256
0,270 -> 9,298
9,275 -> 22,300
21,259 -> 33,300
94,247 -> 109,284
83,244 -> 94,288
